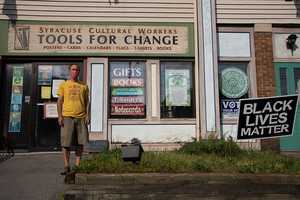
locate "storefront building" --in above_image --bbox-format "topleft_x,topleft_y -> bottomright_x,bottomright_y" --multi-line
0,0 -> 299,152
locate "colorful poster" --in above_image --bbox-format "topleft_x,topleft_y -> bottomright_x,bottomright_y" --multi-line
10,112 -> 21,122
165,69 -> 190,106
38,65 -> 52,85
11,104 -> 21,112
11,94 -> 22,104
9,67 -> 23,132
111,96 -> 145,104
111,104 -> 145,115
13,67 -> 23,77
13,76 -> 23,86
12,86 -> 22,94
41,86 -> 51,99
111,78 -> 144,87
9,122 -> 20,132
111,87 -> 144,96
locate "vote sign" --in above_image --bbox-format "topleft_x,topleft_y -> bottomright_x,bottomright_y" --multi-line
237,95 -> 298,140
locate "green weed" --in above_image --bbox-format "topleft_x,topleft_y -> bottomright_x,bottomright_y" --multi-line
72,137 -> 300,174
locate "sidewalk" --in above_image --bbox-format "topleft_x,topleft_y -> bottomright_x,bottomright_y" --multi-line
0,151 -> 90,200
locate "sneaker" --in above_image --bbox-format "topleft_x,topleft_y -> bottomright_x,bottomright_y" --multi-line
61,166 -> 70,175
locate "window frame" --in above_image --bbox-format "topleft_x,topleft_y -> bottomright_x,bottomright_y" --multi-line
217,27 -> 257,124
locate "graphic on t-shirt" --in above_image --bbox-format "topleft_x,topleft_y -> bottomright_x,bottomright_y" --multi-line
68,85 -> 82,101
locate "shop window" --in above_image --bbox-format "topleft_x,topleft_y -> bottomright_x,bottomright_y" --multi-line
218,62 -> 250,119
109,61 -> 147,119
160,62 -> 195,118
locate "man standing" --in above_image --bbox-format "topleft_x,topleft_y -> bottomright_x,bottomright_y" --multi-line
57,64 -> 90,175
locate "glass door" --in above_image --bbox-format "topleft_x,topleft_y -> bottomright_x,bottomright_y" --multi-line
275,63 -> 300,150
33,62 -> 83,150
1,63 -> 33,151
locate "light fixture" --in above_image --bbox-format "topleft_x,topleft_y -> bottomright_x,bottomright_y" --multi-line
121,138 -> 143,164
286,34 -> 298,56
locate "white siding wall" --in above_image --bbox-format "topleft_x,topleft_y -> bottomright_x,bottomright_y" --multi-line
216,0 -> 300,24
0,0 -> 194,23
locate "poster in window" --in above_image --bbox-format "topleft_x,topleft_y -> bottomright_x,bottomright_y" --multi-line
165,69 -> 190,106
38,65 -> 52,85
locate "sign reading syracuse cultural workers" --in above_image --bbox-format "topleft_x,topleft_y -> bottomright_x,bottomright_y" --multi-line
165,69 -> 190,106
237,95 -> 298,140
219,67 -> 249,98
8,24 -> 189,54
111,104 -> 145,115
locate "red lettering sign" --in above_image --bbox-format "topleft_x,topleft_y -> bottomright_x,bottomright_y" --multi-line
111,104 -> 145,115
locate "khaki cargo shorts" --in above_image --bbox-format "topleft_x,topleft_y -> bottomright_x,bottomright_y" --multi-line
61,116 -> 89,147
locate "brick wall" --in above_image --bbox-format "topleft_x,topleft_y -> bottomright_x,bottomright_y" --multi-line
254,32 -> 280,153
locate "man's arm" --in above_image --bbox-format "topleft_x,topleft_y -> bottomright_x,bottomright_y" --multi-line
84,95 -> 90,126
57,94 -> 64,127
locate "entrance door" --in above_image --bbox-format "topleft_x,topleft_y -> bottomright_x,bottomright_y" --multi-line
33,62 -> 83,150
275,63 -> 300,150
1,63 -> 33,151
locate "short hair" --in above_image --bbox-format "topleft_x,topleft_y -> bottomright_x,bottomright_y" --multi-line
69,64 -> 80,71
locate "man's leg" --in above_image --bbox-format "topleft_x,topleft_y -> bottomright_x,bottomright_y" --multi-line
62,146 -> 70,167
75,144 -> 83,166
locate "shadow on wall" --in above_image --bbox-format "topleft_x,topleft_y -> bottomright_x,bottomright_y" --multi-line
109,0 -> 119,5
2,0 -> 17,26
296,1 -> 300,18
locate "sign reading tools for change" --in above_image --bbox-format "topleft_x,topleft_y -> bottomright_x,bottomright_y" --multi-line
237,95 -> 298,140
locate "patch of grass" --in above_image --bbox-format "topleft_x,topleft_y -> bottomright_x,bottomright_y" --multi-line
72,137 -> 300,174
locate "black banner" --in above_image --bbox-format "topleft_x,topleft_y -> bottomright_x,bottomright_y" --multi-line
237,95 -> 298,140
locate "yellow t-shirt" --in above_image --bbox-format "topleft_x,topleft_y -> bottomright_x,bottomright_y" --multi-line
57,80 -> 90,118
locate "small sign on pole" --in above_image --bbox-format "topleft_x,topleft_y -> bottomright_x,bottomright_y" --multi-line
237,95 -> 298,140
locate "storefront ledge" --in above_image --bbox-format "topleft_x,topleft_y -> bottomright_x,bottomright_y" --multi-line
65,173 -> 300,200
84,140 -> 108,153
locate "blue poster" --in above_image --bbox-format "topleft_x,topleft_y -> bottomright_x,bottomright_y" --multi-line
11,104 -> 21,112
221,100 -> 239,119
11,94 -> 22,104
9,122 -> 20,132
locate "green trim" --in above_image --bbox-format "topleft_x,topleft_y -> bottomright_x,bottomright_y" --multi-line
275,62 -> 300,151
0,20 -> 195,57
0,21 -> 9,55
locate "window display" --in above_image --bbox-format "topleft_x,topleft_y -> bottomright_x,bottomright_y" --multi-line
160,62 -> 195,118
218,62 -> 249,119
109,62 -> 147,118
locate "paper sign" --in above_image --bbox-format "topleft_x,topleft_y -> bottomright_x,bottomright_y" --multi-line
52,79 -> 65,98
44,102 -> 59,118
41,86 -> 51,99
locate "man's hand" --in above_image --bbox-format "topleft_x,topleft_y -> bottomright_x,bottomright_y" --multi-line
58,116 -> 64,127
85,115 -> 90,126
